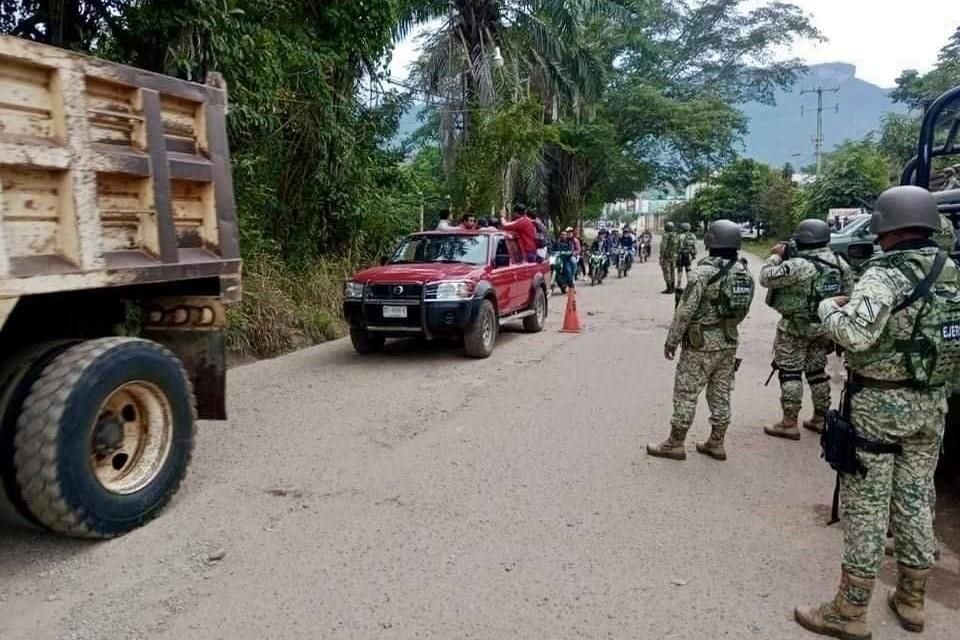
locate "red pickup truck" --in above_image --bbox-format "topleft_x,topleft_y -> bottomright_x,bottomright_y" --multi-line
343,229 -> 550,357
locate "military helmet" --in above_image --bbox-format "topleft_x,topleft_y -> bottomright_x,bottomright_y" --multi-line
704,219 -> 742,250
871,186 -> 940,235
664,221 -> 675,231
794,219 -> 831,245
681,222 -> 692,232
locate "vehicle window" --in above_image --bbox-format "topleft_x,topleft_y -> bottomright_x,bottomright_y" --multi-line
494,238 -> 510,265
834,216 -> 870,236
506,239 -> 521,263
390,234 -> 489,265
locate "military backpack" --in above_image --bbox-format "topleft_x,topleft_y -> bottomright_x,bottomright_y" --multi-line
708,259 -> 755,323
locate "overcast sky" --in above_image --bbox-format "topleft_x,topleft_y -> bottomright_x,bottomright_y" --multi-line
390,1 -> 960,88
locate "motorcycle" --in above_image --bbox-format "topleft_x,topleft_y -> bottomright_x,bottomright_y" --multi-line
639,240 -> 651,263
589,251 -> 609,286
615,247 -> 633,278
550,251 -> 574,294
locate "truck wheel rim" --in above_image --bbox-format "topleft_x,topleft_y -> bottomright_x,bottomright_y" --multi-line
481,311 -> 494,347
90,381 -> 174,495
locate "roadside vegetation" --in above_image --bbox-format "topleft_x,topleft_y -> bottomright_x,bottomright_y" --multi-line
5,3 -> 953,358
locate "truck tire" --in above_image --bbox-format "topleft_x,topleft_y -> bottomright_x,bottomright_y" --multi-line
523,287 -> 547,333
350,329 -> 385,354
0,341 -> 77,529
464,299 -> 497,358
13,338 -> 195,538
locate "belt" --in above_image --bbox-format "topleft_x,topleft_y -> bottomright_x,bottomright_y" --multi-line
848,373 -> 934,391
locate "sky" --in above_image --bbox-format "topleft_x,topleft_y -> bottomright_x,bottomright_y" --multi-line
390,1 -> 960,88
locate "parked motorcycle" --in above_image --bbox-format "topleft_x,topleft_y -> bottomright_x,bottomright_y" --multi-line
589,251 -> 609,286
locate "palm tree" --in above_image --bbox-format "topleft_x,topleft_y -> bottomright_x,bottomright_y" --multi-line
399,0 -> 620,214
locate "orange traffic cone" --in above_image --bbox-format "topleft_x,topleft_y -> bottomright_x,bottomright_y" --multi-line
560,288 -> 584,333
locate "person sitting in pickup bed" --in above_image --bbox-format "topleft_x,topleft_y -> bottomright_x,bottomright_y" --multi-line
502,204 -> 538,261
459,214 -> 478,230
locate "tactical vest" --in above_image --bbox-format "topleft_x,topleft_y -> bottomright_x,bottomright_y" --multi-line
768,252 -> 843,322
686,258 -> 755,347
848,249 -> 960,387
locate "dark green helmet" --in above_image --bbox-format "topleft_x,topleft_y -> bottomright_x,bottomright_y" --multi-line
871,186 -> 940,235
664,221 -> 675,231
681,222 -> 692,232
794,219 -> 831,245
704,219 -> 742,250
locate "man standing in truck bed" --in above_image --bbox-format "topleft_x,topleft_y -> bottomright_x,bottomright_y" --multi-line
502,204 -> 538,262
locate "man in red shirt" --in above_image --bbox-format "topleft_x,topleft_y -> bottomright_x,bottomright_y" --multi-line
502,204 -> 538,261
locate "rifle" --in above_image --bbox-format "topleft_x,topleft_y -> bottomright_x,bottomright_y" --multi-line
764,361 -> 778,386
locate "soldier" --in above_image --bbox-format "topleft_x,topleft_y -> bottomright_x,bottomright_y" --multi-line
647,220 -> 755,461
660,221 -> 677,293
795,186 -> 960,638
761,219 -> 854,439
675,222 -> 698,288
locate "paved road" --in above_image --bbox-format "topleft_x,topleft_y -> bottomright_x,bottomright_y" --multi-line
1,252 -> 958,640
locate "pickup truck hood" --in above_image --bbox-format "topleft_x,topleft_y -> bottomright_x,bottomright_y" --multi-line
351,263 -> 485,284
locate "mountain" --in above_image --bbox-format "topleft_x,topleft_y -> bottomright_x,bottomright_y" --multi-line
739,62 -> 908,168
394,63 -> 908,167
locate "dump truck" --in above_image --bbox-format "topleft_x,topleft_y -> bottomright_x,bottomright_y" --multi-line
0,37 -> 241,538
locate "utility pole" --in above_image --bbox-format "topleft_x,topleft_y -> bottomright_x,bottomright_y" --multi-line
801,86 -> 840,176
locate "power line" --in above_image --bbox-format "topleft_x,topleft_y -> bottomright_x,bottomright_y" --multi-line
800,86 -> 840,176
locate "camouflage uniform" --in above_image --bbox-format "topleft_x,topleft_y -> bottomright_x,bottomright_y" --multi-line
761,249 -> 854,427
660,230 -> 677,290
675,231 -> 698,285
818,245 -> 957,578
664,257 -> 754,441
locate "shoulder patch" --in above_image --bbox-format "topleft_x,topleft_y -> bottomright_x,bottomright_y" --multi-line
854,297 -> 877,327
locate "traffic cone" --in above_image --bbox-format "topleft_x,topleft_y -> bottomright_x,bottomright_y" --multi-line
560,288 -> 584,333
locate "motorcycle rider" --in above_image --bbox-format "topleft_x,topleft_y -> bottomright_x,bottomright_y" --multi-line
620,226 -> 637,273
640,228 -> 653,261
551,229 -> 577,289
590,228 -> 613,279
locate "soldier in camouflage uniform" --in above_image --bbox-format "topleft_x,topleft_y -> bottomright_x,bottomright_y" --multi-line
647,220 -> 755,462
795,186 -> 959,639
675,222 -> 698,288
660,221 -> 678,293
761,220 -> 854,439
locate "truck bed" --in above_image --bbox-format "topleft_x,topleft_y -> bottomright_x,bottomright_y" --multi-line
0,36 -> 240,299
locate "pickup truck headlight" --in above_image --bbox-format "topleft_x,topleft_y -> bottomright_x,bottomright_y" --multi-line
344,281 -> 365,300
428,281 -> 475,301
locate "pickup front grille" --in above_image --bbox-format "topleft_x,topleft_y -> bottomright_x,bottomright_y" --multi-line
367,283 -> 422,301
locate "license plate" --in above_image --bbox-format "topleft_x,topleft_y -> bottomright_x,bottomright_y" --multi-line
382,305 -> 408,319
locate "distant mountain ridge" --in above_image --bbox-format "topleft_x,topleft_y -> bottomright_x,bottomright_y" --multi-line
394,63 -> 908,167
739,62 -> 908,167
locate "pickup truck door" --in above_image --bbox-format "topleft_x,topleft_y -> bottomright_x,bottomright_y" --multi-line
505,238 -> 530,310
490,236 -> 519,314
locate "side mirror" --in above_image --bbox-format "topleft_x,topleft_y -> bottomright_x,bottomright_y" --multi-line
379,256 -> 389,266
494,254 -> 510,268
848,242 -> 875,260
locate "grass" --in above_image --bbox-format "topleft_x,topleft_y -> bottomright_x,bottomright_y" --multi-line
226,253 -> 358,359
742,239 -> 772,259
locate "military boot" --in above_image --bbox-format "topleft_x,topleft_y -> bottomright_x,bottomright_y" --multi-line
765,415 -> 801,441
803,411 -> 827,434
646,426 -> 687,460
695,425 -> 727,461
794,571 -> 874,640
660,287 -> 674,294
888,564 -> 930,632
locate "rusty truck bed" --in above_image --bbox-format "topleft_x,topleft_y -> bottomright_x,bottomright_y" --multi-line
0,36 -> 240,299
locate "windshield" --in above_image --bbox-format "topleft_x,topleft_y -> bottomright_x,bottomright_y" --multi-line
389,234 -> 489,266
833,215 -> 871,237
